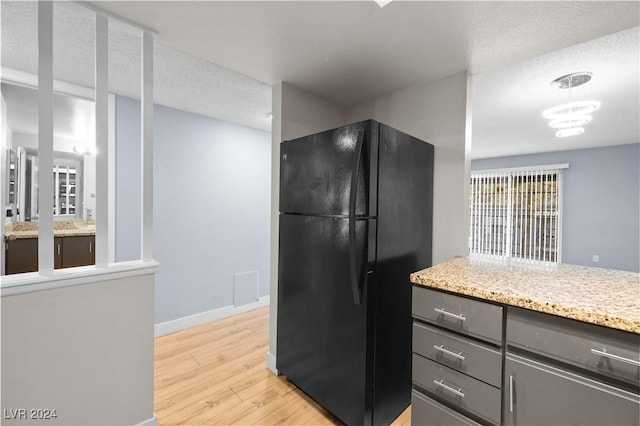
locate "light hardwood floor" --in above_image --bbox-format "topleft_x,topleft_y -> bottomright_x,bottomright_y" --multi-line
155,306 -> 411,425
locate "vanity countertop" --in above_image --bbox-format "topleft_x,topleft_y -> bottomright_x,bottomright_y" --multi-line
410,256 -> 640,334
4,220 -> 95,240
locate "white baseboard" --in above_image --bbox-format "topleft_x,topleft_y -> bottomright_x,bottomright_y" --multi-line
137,414 -> 157,426
266,351 -> 279,375
154,296 -> 270,337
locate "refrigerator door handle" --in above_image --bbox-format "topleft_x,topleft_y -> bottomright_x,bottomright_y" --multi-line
349,130 -> 365,305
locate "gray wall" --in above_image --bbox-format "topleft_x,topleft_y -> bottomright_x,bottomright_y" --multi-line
1,274 -> 155,425
268,82 -> 348,372
116,96 -> 271,324
346,71 -> 471,265
471,143 -> 640,272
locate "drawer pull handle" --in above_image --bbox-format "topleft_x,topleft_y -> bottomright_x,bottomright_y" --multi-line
433,379 -> 465,398
433,344 -> 466,361
590,348 -> 640,367
509,375 -> 514,413
434,308 -> 466,321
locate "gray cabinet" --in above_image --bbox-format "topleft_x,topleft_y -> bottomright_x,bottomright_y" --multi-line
413,322 -> 502,388
412,390 -> 481,426
412,285 -> 640,426
505,306 -> 639,426
507,306 -> 639,386
414,353 -> 502,424
413,285 -> 503,344
412,286 -> 503,425
504,353 -> 639,426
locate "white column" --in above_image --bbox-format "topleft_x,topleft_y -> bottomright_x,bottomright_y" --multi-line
38,1 -> 54,274
108,94 -> 116,263
141,31 -> 154,262
267,82 -> 283,375
95,14 -> 109,267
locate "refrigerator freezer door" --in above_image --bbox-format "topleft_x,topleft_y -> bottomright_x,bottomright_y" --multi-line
280,122 -> 376,217
277,214 -> 375,425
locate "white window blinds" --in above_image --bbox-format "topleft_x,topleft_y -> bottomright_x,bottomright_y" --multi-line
469,165 -> 566,264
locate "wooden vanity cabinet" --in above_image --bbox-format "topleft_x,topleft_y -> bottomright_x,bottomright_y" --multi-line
4,235 -> 94,274
54,237 -> 63,269
4,238 -> 38,274
61,235 -> 94,268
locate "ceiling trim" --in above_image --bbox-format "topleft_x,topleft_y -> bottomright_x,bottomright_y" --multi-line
73,1 -> 158,35
2,66 -> 95,100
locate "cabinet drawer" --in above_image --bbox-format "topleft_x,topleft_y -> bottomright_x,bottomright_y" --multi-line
412,286 -> 503,344
411,390 -> 481,426
413,353 -> 501,424
413,321 -> 502,387
504,353 -> 640,426
507,307 -> 640,386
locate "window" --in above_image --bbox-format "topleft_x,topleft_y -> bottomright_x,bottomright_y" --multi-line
469,164 -> 566,264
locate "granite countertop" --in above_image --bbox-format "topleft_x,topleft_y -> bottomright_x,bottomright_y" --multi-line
410,256 -> 640,334
4,220 -> 96,240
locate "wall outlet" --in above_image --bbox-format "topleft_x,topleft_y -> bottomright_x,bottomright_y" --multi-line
592,255 -> 599,263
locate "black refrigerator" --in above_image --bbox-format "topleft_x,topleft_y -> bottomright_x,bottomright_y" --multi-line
277,119 -> 434,425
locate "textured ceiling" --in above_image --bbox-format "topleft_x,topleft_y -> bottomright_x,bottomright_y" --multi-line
82,0 -> 640,157
91,1 -> 639,106
472,27 -> 639,159
0,1 -> 272,133
2,1 -> 639,158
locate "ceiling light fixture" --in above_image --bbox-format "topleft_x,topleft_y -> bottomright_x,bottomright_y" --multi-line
548,115 -> 592,129
544,71 -> 598,138
550,72 -> 593,89
556,127 -> 585,138
543,101 -> 600,119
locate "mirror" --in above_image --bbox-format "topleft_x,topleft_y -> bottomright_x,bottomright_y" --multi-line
2,1 -> 145,275
1,1 -> 152,275
2,82 -> 96,222
2,82 -> 97,276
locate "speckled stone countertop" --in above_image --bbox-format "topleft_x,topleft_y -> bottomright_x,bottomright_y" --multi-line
4,220 -> 96,240
410,256 -> 640,334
